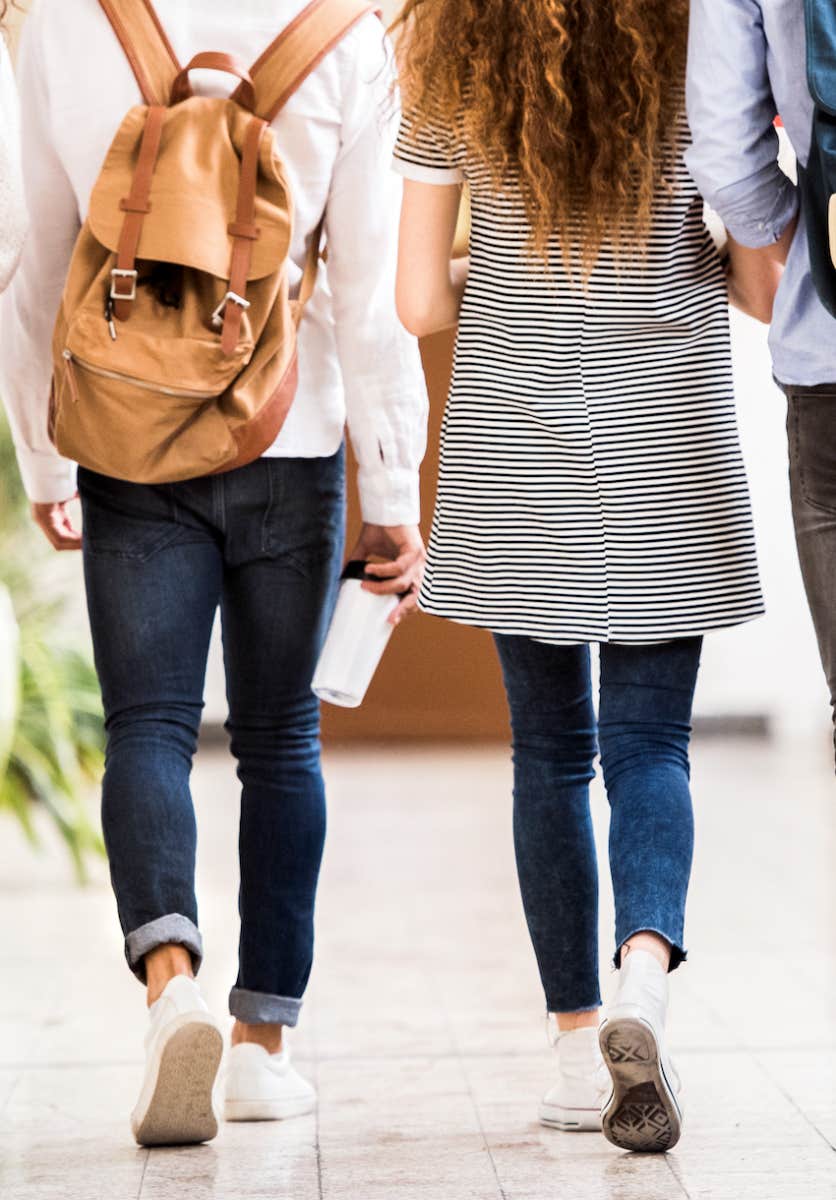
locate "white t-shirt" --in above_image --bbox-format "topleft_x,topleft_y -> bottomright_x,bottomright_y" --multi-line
0,35 -> 26,293
0,0 -> 427,523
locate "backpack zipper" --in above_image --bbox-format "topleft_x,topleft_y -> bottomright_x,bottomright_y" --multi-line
62,350 -> 218,401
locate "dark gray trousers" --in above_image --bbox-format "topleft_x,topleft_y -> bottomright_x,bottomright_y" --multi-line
784,384 -> 836,767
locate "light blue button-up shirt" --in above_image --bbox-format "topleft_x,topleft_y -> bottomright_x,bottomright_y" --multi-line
686,0 -> 836,387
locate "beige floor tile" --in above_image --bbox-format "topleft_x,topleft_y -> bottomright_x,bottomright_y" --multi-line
459,1054 -> 687,1198
0,1065 -> 146,1199
755,1048 -> 836,1148
1,737 -> 833,1198
665,1050 -> 835,1200
316,1056 -> 501,1199
0,1069 -> 19,1116
139,1120 -> 319,1200
681,953 -> 836,1051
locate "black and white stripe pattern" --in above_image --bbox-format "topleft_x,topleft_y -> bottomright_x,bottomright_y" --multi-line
394,110 -> 764,645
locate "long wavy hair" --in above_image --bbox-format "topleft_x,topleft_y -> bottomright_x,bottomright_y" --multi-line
392,0 -> 689,277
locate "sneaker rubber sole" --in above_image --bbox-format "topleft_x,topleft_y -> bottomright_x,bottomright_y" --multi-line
539,1101 -> 603,1132
599,1017 -> 682,1153
224,1093 -> 317,1122
131,1014 -> 224,1147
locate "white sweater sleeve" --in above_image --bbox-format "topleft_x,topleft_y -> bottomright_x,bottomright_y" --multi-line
0,36 -> 27,294
325,23 -> 428,527
0,17 -> 79,503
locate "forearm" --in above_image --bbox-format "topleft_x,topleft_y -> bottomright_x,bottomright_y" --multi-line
396,179 -> 466,339
726,215 -> 797,324
401,255 -> 469,339
686,0 -> 797,249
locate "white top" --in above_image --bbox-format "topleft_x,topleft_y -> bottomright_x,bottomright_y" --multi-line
0,0 -> 428,523
0,35 -> 27,293
394,107 -> 764,645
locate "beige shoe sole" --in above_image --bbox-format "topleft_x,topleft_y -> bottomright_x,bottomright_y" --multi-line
599,1017 -> 682,1153
132,1014 -> 224,1147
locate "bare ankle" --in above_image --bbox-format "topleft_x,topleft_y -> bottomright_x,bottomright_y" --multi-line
144,943 -> 195,1007
231,1020 -> 284,1055
553,1009 -> 601,1033
620,932 -> 672,972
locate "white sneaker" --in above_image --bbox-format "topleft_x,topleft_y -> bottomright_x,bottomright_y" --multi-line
224,1043 -> 317,1122
131,975 -> 224,1147
539,1024 -> 609,1131
599,949 -> 683,1152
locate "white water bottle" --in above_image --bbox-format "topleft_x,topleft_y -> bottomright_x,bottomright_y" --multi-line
312,561 -> 400,708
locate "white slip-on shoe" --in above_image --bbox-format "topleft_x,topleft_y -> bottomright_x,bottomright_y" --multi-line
599,949 -> 683,1153
224,1043 -> 317,1122
131,975 -> 223,1147
539,1024 -> 609,1131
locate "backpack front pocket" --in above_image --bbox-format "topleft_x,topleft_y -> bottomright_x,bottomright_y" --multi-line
54,346 -> 238,484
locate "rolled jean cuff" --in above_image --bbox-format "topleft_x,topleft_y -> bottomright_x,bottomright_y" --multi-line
614,925 -> 687,974
125,914 -> 204,983
229,988 -> 303,1027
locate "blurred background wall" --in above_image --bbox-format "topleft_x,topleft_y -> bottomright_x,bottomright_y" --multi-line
4,2 -> 830,747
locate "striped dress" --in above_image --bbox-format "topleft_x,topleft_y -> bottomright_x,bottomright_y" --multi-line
393,106 -> 764,646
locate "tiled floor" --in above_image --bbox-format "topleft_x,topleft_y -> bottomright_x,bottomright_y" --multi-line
0,735 -> 833,1199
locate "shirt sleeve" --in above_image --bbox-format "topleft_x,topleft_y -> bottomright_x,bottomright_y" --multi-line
393,103 -> 465,186
685,0 -> 798,249
0,38 -> 27,294
0,12 -> 79,503
325,20 -> 428,527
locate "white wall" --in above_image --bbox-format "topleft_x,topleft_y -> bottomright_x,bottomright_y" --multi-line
694,313 -> 828,736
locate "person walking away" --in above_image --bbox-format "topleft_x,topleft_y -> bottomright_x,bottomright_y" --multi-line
0,0 -> 427,1147
687,0 -> 835,767
392,0 -> 764,1152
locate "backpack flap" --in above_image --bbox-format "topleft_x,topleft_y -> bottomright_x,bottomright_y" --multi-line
87,104 -> 291,287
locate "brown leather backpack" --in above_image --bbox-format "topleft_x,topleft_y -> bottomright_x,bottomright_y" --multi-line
50,0 -> 379,484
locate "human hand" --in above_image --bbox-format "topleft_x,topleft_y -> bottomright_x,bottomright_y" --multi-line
349,523 -> 426,625
725,219 -> 797,325
31,496 -> 82,551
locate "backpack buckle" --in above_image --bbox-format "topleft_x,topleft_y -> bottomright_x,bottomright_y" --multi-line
211,291 -> 251,328
110,269 -> 138,302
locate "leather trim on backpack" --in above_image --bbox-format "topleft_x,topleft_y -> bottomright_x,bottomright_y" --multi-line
220,117 -> 268,356
112,104 -> 167,322
212,351 -> 300,475
98,0 -> 183,106
171,52 -> 258,110
232,0 -> 383,122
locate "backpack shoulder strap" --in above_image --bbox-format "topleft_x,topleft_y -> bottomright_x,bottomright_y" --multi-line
98,0 -> 182,107
233,0 -> 383,123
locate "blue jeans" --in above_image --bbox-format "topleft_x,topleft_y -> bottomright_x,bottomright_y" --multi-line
78,451 -> 345,1026
493,635 -> 702,1013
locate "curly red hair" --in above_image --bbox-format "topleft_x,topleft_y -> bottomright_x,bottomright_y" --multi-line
392,0 -> 689,277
